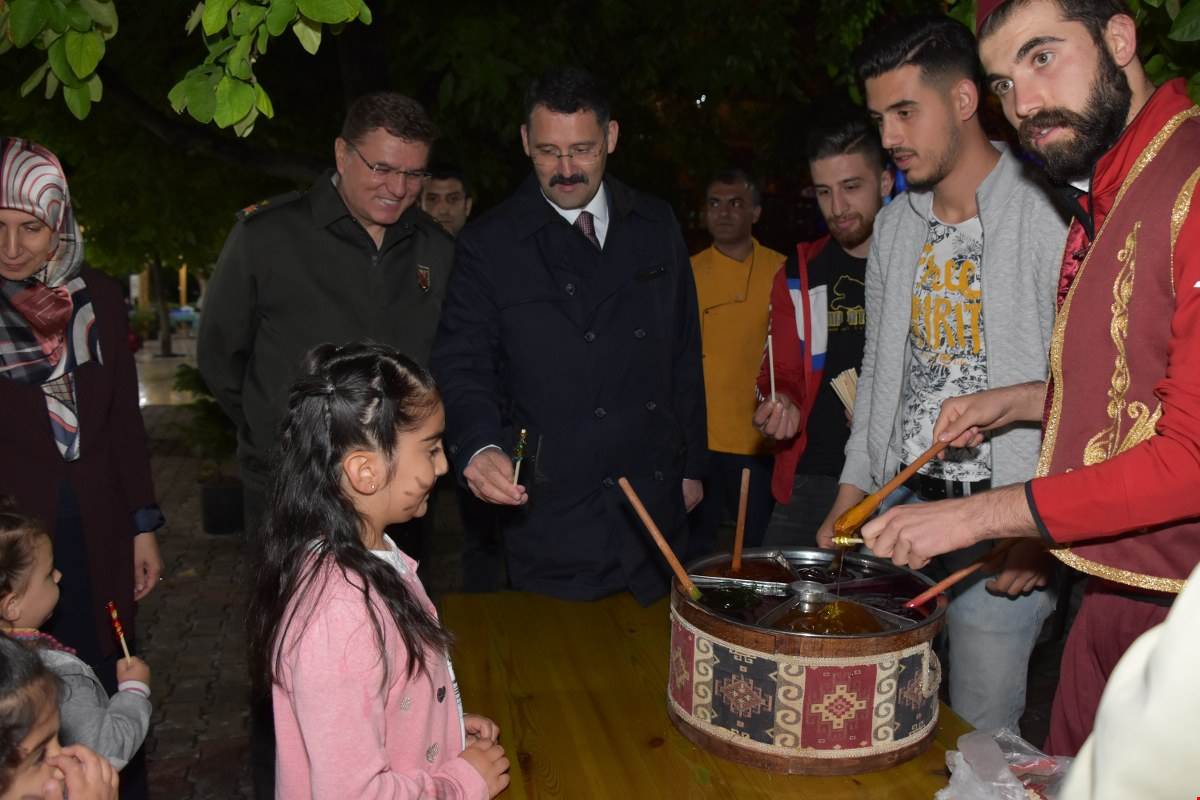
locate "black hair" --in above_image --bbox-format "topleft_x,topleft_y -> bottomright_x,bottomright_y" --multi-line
806,113 -> 888,173
0,498 -> 48,601
855,14 -> 983,89
523,66 -> 611,127
426,165 -> 472,198
706,169 -> 762,207
0,635 -> 59,796
247,341 -> 451,698
341,92 -> 438,146
979,0 -> 1128,46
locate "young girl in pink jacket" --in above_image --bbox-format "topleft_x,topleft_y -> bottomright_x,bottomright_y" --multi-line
248,342 -> 509,799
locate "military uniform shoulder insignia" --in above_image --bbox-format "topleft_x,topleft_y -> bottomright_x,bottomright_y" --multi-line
236,190 -> 303,221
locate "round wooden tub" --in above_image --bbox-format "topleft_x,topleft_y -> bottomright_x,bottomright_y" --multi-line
667,547 -> 949,775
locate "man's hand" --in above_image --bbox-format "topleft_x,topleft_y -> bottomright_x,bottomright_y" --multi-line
985,539 -> 1053,596
132,532 -> 163,602
934,382 -> 1047,451
682,479 -> 703,513
464,448 -> 528,506
753,394 -> 801,441
860,485 -> 1038,569
816,484 -> 867,548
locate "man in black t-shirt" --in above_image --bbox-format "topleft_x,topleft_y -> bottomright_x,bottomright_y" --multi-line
752,116 -> 893,546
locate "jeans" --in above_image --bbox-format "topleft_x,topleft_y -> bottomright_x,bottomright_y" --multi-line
878,485 -> 1056,732
762,473 -> 840,549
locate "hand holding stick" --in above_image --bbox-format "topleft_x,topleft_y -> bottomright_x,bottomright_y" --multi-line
617,477 -> 701,601
105,601 -> 132,666
731,468 -> 750,572
833,440 -> 949,538
903,539 -> 1019,609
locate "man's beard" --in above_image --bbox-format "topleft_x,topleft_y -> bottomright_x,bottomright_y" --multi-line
900,123 -> 960,193
828,213 -> 875,251
1018,47 -> 1132,183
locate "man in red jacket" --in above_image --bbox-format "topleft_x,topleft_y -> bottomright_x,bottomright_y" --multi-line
862,0 -> 1200,756
753,115 -> 892,546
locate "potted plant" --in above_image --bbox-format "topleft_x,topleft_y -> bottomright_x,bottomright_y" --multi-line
173,364 -> 243,534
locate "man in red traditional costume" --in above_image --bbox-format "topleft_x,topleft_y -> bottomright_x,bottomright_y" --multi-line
860,0 -> 1200,756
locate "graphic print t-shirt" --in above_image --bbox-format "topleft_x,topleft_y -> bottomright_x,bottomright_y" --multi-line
797,245 -> 866,477
900,214 -> 991,481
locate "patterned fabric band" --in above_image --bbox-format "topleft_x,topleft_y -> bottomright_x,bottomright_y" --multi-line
667,610 -> 941,760
0,137 -> 100,461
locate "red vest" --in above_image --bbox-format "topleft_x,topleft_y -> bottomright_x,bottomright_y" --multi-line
1040,106 -> 1200,593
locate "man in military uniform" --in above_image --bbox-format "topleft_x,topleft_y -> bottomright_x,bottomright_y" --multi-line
431,67 -> 707,604
199,92 -> 454,796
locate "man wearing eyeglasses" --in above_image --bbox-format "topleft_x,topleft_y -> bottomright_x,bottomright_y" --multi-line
198,90 -> 454,798
431,66 -> 706,605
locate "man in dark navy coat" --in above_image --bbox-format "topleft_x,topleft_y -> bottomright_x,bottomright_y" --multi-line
431,67 -> 706,604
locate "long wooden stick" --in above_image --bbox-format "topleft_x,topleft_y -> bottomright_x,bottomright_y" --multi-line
766,334 -> 777,402
618,477 -> 701,600
731,468 -> 750,573
833,439 -> 949,537
903,539 -> 1020,609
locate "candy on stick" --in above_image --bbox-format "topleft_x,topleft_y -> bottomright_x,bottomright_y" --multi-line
105,601 -> 132,665
511,428 -> 528,486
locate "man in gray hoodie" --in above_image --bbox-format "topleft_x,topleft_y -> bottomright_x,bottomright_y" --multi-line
815,15 -> 1069,732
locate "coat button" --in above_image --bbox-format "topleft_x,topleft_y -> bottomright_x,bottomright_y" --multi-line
602,477 -> 615,488
653,470 -> 664,481
645,401 -> 657,411
584,331 -> 596,342
594,407 -> 607,419
633,328 -> 646,339
565,282 -> 575,295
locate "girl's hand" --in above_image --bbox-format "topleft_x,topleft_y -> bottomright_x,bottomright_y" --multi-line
43,745 -> 118,800
461,740 -> 510,799
464,713 -> 500,744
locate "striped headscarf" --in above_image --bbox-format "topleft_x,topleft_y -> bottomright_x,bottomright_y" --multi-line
0,137 -> 101,461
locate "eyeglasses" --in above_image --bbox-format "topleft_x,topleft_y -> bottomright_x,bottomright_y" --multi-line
529,142 -> 604,167
347,143 -> 432,182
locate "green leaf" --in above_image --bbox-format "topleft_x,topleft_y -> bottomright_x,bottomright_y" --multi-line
203,36 -> 237,64
44,72 -> 60,99
296,0 -> 354,24
227,33 -> 254,80
1142,0 -> 1163,6
8,0 -> 50,47
48,35 -> 85,87
167,79 -> 189,113
1167,0 -> 1182,17
87,72 -> 102,101
202,0 -> 237,36
185,76 -> 217,123
265,0 -> 297,36
44,0 -> 69,33
358,2 -> 372,24
65,29 -> 105,79
233,106 -> 259,137
185,2 -> 204,34
20,62 -> 51,97
214,75 -> 256,127
230,2 -> 268,36
65,3 -> 92,31
254,83 -> 275,117
78,0 -> 118,30
1169,0 -> 1200,39
62,82 -> 92,119
256,23 -> 269,52
292,16 -> 321,54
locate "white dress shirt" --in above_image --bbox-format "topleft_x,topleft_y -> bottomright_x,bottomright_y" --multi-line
543,183 -> 610,248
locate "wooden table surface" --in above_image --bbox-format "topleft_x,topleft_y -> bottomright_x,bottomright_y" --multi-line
442,591 -> 969,799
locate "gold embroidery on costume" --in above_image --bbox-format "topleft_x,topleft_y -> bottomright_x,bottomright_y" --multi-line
1050,548 -> 1185,593
1037,107 -> 1200,478
1170,167 -> 1200,297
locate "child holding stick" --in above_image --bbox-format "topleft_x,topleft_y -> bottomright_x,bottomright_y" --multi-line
0,636 -> 119,799
248,342 -> 509,799
0,502 -> 150,772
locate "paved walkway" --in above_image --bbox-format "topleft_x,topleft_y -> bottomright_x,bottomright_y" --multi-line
133,345 -> 1070,797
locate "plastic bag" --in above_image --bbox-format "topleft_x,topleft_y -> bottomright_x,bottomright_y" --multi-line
935,728 -> 1074,800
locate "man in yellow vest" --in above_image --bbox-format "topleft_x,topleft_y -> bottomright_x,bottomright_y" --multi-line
688,170 -> 784,561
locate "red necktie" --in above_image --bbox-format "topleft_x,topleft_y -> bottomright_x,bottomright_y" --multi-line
574,210 -> 601,249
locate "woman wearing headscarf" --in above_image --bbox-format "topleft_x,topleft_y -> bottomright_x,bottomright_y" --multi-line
0,137 -> 164,691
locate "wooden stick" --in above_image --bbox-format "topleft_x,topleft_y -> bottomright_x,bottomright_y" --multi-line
766,334 -> 777,402
833,439 -> 949,537
903,539 -> 1020,609
617,477 -> 701,600
105,601 -> 132,666
511,428 -> 527,486
731,468 -> 750,573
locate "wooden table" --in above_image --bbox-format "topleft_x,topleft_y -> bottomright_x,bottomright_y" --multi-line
442,591 -> 969,799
